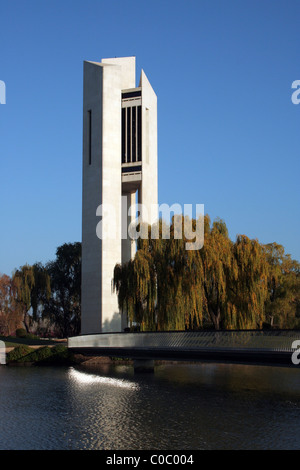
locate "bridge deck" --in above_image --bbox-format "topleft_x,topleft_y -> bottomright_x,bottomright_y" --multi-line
68,330 -> 300,368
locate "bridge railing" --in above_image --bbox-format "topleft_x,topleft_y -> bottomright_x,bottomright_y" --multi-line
68,329 -> 300,352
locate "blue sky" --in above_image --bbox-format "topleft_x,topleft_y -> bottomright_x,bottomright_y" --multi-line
0,0 -> 299,276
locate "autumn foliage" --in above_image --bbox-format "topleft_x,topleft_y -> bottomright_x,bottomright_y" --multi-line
0,218 -> 299,336
113,215 -> 300,331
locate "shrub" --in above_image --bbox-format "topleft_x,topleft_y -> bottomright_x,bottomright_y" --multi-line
18,346 -> 53,363
25,333 -> 39,340
7,344 -> 75,365
51,344 -> 67,354
42,345 -> 75,364
16,328 -> 27,338
7,345 -> 34,362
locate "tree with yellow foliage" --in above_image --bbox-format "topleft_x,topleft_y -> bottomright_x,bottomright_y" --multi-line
114,214 -> 284,331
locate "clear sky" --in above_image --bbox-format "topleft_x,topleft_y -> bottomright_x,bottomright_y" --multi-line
0,0 -> 299,276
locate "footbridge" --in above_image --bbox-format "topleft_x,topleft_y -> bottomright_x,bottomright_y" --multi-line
68,329 -> 300,369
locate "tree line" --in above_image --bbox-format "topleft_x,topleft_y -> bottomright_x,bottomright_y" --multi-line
113,215 -> 300,331
0,215 -> 299,337
0,242 -> 81,338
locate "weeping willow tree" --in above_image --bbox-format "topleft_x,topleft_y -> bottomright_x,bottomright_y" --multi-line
200,216 -> 237,330
264,242 -> 300,328
113,214 -> 290,331
0,274 -> 23,336
113,242 -> 157,331
153,216 -> 206,330
227,235 -> 269,329
12,263 -> 50,332
13,265 -> 35,332
31,263 -> 51,322
114,216 -> 207,331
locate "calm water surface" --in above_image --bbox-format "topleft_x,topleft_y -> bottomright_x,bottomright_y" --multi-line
0,362 -> 299,450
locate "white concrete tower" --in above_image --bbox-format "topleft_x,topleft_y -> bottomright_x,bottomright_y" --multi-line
81,57 -> 158,334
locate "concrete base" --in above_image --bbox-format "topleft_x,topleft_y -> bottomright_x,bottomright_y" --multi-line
133,359 -> 154,373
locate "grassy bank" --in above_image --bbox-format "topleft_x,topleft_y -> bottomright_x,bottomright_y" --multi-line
1,337 -> 127,367
5,344 -> 76,366
0,335 -> 65,348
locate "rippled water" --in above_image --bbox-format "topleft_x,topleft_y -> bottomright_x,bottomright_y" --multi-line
0,362 -> 300,450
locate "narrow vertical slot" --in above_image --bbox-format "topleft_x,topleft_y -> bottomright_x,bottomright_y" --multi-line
146,108 -> 149,164
88,110 -> 92,165
137,106 -> 142,162
132,106 -> 136,162
127,107 -> 131,163
122,108 -> 126,163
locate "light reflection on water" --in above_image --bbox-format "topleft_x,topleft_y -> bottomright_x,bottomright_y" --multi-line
0,362 -> 299,450
69,367 -> 139,390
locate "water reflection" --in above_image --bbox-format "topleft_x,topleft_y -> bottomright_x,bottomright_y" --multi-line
154,362 -> 300,399
69,367 -> 139,389
0,362 -> 300,450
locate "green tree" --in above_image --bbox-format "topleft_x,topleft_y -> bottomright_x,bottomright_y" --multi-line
0,274 -> 23,335
153,216 -> 205,330
227,235 -> 268,329
44,242 -> 81,337
200,217 -> 236,330
31,263 -> 51,323
114,216 -> 206,331
12,264 -> 50,333
114,215 -> 276,331
114,225 -> 157,330
264,243 -> 300,328
12,265 -> 34,332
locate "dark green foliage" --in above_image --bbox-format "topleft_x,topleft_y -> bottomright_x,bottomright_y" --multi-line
44,242 -> 81,337
6,344 -> 74,364
7,344 -> 34,361
17,346 -> 53,362
3,243 -> 81,339
41,345 -> 75,364
25,333 -> 39,340
16,328 -> 27,338
15,329 -> 39,340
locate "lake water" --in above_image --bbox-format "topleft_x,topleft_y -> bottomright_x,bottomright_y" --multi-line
0,362 -> 300,450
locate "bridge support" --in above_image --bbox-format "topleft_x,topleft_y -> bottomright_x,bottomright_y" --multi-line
133,359 -> 154,373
